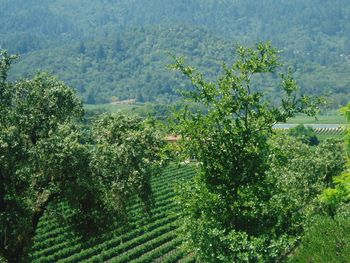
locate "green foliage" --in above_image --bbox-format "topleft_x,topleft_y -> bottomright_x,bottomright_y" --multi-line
320,173 -> 350,215
0,51 -> 166,262
288,215 -> 350,263
172,43 -> 332,262
288,103 -> 350,261
2,1 -> 350,106
319,105 -> 350,214
288,124 -> 319,145
341,102 -> 350,123
89,113 -> 166,217
1,51 -> 84,262
341,102 -> 350,152
10,25 -> 234,104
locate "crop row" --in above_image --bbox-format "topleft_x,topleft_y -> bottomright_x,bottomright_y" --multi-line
34,170 -> 188,244
35,166 -> 195,233
314,127 -> 347,135
31,165 -> 196,262
59,211 -> 179,263
110,231 -> 178,262
154,247 -> 185,263
84,222 -> 178,262
33,187 -> 180,253
130,237 -> 182,263
32,201 -> 179,261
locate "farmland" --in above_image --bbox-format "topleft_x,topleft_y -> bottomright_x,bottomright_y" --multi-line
30,165 -> 196,263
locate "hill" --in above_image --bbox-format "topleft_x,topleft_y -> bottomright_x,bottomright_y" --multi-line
1,0 -> 350,107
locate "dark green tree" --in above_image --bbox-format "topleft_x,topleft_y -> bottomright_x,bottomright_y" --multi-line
78,41 -> 86,54
0,50 -> 165,262
96,44 -> 106,60
89,113 -> 165,217
0,50 -> 83,262
288,124 -> 319,146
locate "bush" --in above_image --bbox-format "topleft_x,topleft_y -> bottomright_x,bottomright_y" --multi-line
289,215 -> 350,263
288,124 -> 319,146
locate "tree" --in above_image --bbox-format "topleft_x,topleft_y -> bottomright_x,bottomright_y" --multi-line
85,113 -> 165,226
0,50 -> 85,262
171,43 -> 324,262
318,103 -> 350,214
287,103 -> 350,261
0,51 -> 165,262
288,124 -> 319,146
96,44 -> 106,60
341,102 -> 350,152
78,41 -> 86,54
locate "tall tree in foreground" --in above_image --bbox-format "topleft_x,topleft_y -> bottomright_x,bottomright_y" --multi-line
171,43 -> 324,262
0,50 -> 165,262
0,50 -> 84,262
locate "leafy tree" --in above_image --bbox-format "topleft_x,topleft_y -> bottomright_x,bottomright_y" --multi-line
78,41 -> 86,54
96,44 -> 106,60
341,102 -> 350,152
318,103 -> 350,214
172,43 -> 324,262
320,173 -> 350,216
267,136 -> 346,249
288,103 -> 350,261
0,50 -> 83,262
288,124 -> 319,146
0,51 -> 165,262
89,113 -> 165,217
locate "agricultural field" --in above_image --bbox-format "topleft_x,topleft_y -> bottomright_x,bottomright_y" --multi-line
84,103 -> 143,113
30,165 -> 196,263
314,127 -> 348,141
286,114 -> 347,124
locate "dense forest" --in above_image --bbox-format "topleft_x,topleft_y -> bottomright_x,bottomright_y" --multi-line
1,0 -> 350,107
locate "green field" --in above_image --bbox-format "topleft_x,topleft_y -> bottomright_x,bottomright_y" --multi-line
85,104 -> 348,125
31,165 -> 196,263
84,103 -> 144,113
287,114 -> 347,124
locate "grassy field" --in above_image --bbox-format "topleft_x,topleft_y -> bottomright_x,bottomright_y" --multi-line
317,133 -> 345,141
31,165 -> 197,263
84,103 -> 144,113
286,114 -> 347,124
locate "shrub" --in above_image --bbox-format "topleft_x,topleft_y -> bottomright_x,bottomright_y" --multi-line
289,215 -> 350,263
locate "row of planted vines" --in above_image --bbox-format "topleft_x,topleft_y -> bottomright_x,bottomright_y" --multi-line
30,165 -> 196,263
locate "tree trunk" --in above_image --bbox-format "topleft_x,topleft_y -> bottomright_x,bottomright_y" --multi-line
31,193 -> 57,237
2,193 -> 57,263
0,169 -> 5,212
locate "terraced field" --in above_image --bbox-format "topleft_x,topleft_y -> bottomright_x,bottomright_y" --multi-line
31,165 -> 196,263
312,127 -> 347,135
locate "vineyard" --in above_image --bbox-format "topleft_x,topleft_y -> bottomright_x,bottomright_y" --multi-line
312,127 -> 347,135
275,127 -> 347,135
30,165 -> 196,263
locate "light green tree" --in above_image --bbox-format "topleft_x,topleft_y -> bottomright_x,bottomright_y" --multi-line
171,43 -> 325,262
318,102 -> 350,213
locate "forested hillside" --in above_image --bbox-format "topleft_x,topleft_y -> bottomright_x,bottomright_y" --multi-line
1,0 -> 350,106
